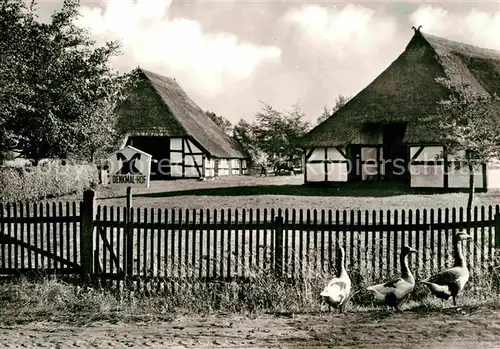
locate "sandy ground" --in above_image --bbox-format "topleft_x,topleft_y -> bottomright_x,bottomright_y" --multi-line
1,307 -> 500,348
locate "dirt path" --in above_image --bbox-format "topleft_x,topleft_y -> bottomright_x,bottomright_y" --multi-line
1,308 -> 500,348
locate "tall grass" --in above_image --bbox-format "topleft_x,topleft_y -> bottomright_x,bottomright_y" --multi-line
0,161 -> 97,203
1,259 -> 499,324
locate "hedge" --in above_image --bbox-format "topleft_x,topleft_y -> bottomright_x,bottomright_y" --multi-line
0,161 -> 98,203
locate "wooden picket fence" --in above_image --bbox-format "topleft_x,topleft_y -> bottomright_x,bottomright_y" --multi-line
1,190 -> 500,286
0,201 -> 82,276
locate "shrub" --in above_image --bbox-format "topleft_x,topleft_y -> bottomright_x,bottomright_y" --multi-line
0,161 -> 98,203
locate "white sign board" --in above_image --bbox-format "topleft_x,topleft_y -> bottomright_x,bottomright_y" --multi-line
106,146 -> 152,188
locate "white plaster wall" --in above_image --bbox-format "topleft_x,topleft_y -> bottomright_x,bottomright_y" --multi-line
306,163 -> 324,181
170,138 -> 182,151
186,139 -> 201,153
185,154 -> 202,167
410,164 -> 444,187
205,159 -> 214,168
448,165 -> 484,188
231,159 -> 240,175
170,165 -> 183,177
219,159 -> 229,169
361,147 -> 379,180
184,167 -> 199,178
410,146 -> 444,161
326,147 -> 346,160
170,152 -> 182,164
205,158 -> 215,177
326,163 -> 348,182
308,148 -> 326,161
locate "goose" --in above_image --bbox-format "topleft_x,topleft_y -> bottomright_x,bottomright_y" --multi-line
421,231 -> 472,308
366,246 -> 418,310
320,244 -> 351,313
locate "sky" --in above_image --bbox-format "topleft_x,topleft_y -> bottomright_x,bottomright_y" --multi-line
34,0 -> 500,125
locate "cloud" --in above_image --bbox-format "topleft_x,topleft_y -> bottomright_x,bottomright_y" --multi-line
75,0 -> 281,94
409,5 -> 500,50
281,4 -> 398,58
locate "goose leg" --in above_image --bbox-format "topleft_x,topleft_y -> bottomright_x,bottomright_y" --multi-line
452,297 -> 457,307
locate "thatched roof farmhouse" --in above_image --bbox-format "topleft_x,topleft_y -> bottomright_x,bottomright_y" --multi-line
116,68 -> 247,179
299,27 -> 500,190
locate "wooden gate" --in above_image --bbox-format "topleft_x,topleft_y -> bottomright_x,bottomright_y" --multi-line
0,202 -> 82,276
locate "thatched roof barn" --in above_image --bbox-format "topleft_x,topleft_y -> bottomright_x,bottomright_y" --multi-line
299,28 -> 500,190
116,68 -> 247,179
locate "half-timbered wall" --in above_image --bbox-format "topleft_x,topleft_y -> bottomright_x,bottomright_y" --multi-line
205,158 -> 247,177
409,146 -> 445,187
241,159 -> 248,175
205,158 -> 215,177
217,159 -> 230,176
230,159 -> 240,175
361,147 -> 384,180
169,137 -> 205,178
409,146 -> 488,189
447,150 -> 485,189
304,147 -> 348,182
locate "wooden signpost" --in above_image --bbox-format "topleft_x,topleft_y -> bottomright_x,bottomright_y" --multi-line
105,145 -> 152,283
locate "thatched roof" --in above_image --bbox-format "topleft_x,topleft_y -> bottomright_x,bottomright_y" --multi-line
116,68 -> 244,158
299,29 -> 500,148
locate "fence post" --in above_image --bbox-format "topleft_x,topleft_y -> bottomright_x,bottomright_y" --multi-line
125,187 -> 133,283
274,216 -> 284,278
495,213 -> 500,248
81,189 -> 95,284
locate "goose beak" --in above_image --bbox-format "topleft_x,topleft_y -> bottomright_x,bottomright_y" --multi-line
409,247 -> 418,254
459,233 -> 473,240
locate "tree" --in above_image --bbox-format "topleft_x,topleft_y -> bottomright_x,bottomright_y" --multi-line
432,75 -> 500,215
206,111 -> 233,136
253,102 -> 310,163
316,94 -> 351,125
0,0 -> 32,154
0,0 -> 126,164
232,119 -> 259,164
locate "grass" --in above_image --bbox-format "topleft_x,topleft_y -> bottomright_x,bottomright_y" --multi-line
2,175 -> 499,325
1,260 -> 499,325
44,175 -> 500,214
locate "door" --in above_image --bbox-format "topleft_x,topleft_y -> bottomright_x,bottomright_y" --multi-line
127,136 -> 170,180
348,145 -> 362,182
382,124 -> 408,183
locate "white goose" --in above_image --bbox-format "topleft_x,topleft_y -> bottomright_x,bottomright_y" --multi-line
320,244 -> 351,313
421,231 -> 472,308
366,246 -> 418,310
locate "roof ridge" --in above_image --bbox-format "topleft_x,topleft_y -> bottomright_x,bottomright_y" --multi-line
139,68 -> 178,84
420,31 -> 500,60
127,68 -> 244,158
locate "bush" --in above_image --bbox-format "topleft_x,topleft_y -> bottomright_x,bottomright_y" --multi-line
0,161 -> 98,203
